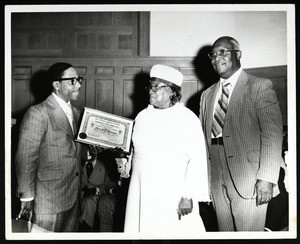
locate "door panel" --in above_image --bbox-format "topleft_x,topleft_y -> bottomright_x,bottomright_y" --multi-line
95,79 -> 115,114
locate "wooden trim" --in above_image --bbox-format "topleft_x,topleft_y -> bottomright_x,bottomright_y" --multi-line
245,65 -> 287,78
137,12 -> 150,57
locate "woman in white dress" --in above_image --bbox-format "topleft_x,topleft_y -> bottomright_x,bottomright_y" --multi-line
118,64 -> 210,238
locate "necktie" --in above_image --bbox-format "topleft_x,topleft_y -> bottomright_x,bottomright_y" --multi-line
66,104 -> 75,134
212,83 -> 230,137
86,161 -> 93,179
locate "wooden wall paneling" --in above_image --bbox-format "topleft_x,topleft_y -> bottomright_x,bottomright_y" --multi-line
137,12 -> 150,57
123,79 -> 135,119
178,66 -> 203,116
245,65 -> 287,79
12,12 -> 143,58
67,12 -> 139,57
12,13 -> 66,57
180,66 -> 199,104
84,76 -> 95,109
11,66 -> 33,117
122,65 -> 144,118
112,12 -> 138,56
95,79 -> 115,114
75,12 -> 112,27
12,65 -> 32,75
12,78 -> 32,117
120,12 -> 138,56
181,81 -> 198,105
111,65 -> 123,117
11,58 -> 287,124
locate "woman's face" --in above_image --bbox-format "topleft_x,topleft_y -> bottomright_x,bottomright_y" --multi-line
148,80 -> 172,109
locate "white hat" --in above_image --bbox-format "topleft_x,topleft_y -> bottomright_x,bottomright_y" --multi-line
150,64 -> 183,87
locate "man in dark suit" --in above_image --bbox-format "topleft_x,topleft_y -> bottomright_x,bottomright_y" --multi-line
79,145 -> 119,232
199,36 -> 286,231
15,62 -> 83,232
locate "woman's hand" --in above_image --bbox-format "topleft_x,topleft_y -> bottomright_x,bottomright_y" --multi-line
106,147 -> 129,158
177,197 -> 193,220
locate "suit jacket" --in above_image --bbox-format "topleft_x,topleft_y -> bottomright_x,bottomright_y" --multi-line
81,149 -> 117,192
199,70 -> 285,198
15,93 -> 82,215
80,150 -> 118,228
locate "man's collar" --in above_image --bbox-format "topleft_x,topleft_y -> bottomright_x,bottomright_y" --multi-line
220,68 -> 242,86
52,92 -> 71,109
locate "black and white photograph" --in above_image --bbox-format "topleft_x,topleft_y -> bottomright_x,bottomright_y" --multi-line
4,3 -> 296,241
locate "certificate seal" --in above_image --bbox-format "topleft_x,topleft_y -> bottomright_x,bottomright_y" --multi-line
79,132 -> 87,139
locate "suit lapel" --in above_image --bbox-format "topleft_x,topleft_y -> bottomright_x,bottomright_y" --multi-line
90,161 -> 101,181
206,82 -> 220,142
83,164 -> 87,178
89,161 -> 106,184
226,70 -> 248,117
46,94 -> 74,137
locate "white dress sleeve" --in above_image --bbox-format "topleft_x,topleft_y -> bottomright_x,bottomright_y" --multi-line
182,112 -> 211,202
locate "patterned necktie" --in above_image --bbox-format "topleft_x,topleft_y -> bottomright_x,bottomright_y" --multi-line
86,161 -> 93,179
66,103 -> 75,134
212,83 -> 230,137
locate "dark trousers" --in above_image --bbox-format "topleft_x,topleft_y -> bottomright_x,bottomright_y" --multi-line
265,167 -> 289,231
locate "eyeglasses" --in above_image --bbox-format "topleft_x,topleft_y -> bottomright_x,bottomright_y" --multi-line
147,84 -> 169,92
56,76 -> 83,85
208,49 -> 240,60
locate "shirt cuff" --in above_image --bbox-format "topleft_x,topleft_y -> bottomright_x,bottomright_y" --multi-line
20,197 -> 34,201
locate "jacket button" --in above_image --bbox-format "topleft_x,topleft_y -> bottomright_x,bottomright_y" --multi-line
18,193 -> 23,197
76,172 -> 79,176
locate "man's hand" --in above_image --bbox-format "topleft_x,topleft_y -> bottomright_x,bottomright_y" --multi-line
88,145 -> 104,155
17,200 -> 34,223
177,197 -> 193,220
255,179 -> 273,206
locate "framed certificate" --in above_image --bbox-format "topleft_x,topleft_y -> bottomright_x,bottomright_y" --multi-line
76,107 -> 134,153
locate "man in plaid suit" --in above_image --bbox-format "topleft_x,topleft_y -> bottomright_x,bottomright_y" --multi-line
199,36 -> 286,231
16,62 -> 82,232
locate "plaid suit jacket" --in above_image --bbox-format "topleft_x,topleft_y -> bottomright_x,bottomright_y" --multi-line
16,93 -> 82,214
200,70 -> 285,198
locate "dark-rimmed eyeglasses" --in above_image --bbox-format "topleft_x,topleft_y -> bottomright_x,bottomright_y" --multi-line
146,84 -> 169,92
56,76 -> 83,85
208,49 -> 240,60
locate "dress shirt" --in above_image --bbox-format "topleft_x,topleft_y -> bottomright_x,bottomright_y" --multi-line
211,67 -> 242,138
85,150 -> 97,168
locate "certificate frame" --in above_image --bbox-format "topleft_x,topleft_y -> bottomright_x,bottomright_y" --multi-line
76,107 -> 134,153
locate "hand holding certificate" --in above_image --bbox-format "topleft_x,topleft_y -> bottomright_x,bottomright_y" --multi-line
76,107 -> 134,153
